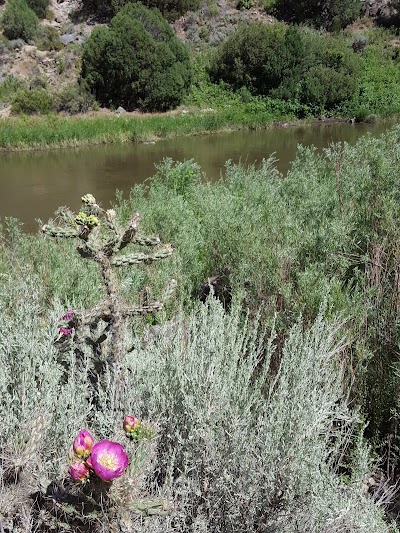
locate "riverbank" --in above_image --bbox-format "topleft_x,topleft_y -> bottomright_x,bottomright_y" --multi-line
0,107 -> 359,152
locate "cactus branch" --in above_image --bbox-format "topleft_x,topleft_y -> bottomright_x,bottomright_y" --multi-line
43,194 -> 175,416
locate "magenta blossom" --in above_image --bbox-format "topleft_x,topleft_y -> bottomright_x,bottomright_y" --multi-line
123,415 -> 140,433
69,461 -> 89,481
73,430 -> 95,459
90,440 -> 129,481
61,309 -> 75,321
59,327 -> 73,336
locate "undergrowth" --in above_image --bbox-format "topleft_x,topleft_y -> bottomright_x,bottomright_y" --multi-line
2,125 -> 400,529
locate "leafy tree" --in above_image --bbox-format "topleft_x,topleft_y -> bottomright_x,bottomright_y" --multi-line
273,31 -> 361,110
81,3 -> 192,111
1,0 -> 38,41
209,23 -> 287,95
210,24 -> 361,112
274,0 -> 361,30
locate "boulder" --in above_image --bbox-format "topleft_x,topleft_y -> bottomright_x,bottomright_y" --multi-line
60,33 -> 76,45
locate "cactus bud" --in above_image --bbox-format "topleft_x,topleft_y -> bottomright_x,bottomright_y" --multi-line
81,194 -> 97,206
73,430 -> 95,459
74,212 -> 100,227
69,461 -> 90,481
106,209 -> 117,222
123,415 -> 140,434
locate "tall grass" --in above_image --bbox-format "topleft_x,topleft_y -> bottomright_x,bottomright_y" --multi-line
0,105 -> 295,151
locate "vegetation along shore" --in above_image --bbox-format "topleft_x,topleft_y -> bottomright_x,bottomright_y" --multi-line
2,0 -> 400,149
5,0 -> 400,531
3,126 -> 400,530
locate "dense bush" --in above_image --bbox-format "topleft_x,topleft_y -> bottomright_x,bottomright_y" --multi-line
11,87 -> 53,114
209,23 -> 287,96
210,24 -> 361,112
345,32 -> 400,117
81,0 -> 199,22
0,262 -> 394,531
26,0 -> 49,18
112,0 -> 200,20
273,0 -> 361,30
113,127 -> 400,444
1,0 -> 38,41
53,84 -> 97,114
34,24 -> 62,50
0,75 -> 24,104
81,2 -> 192,111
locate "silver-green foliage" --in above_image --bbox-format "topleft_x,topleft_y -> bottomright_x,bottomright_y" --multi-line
0,271 -> 394,531
124,298 -> 394,532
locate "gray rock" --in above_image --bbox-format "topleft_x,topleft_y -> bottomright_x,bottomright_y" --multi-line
60,34 -> 76,45
116,106 -> 126,115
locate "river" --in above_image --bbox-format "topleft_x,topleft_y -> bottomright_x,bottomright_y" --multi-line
0,120 -> 395,232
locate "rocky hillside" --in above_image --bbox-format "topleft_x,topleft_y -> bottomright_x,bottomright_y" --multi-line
0,0 -> 275,97
0,0 -> 397,116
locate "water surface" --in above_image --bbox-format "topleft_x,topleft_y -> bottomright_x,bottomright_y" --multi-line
0,120 -> 395,232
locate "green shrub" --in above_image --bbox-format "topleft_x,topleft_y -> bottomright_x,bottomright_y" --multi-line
209,23 -> 287,95
34,24 -> 62,50
237,0 -> 253,8
346,38 -> 400,117
26,0 -> 50,18
1,0 -> 38,41
11,87 -> 53,114
81,2 -> 192,111
273,0 -> 361,30
210,24 -> 361,112
53,84 -> 97,114
82,0 -> 200,22
0,75 -> 25,104
114,0 -> 200,20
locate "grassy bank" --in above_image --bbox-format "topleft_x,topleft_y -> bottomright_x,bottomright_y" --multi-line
0,103 -> 298,151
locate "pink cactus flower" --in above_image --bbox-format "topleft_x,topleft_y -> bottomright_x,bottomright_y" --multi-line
59,327 -> 73,336
69,461 -> 89,481
123,415 -> 140,433
90,440 -> 129,481
61,309 -> 74,321
73,430 -> 95,459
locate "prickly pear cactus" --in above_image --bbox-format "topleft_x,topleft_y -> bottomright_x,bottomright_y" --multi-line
42,194 -> 176,414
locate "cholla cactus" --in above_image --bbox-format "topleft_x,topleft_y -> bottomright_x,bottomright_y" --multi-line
42,195 -> 176,414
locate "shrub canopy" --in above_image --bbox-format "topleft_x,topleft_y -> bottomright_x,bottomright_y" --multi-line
210,24 -> 361,111
81,0 -> 199,23
26,0 -> 49,18
81,2 -> 192,111
273,0 -> 361,30
2,0 -> 38,41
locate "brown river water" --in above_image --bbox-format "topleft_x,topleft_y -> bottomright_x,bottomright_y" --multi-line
0,120 -> 395,232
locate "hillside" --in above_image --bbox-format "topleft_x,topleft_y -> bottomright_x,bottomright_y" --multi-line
0,0 -> 276,116
1,0 -> 400,122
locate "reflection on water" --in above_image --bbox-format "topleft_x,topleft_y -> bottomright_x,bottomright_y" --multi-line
0,120 -> 395,232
